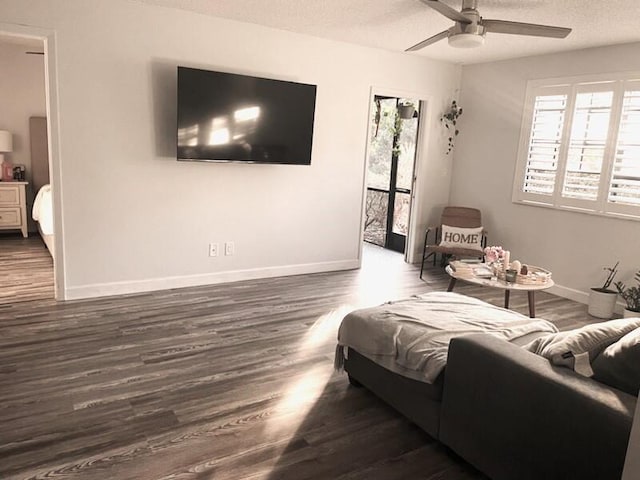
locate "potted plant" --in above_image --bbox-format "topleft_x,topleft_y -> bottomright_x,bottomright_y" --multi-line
615,270 -> 640,318
441,100 -> 463,154
398,102 -> 416,120
588,262 -> 619,319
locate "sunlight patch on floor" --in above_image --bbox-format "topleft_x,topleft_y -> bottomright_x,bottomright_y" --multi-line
267,306 -> 351,425
255,246 -> 409,478
270,364 -> 333,423
256,306 -> 353,478
299,305 -> 353,350
356,244 -> 408,306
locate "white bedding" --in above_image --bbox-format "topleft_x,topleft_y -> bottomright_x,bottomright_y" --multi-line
32,184 -> 53,235
336,292 -> 558,384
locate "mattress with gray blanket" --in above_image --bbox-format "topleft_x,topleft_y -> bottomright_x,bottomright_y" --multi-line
335,292 -> 558,384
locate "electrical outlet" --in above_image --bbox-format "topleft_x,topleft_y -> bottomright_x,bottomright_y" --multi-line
209,243 -> 219,257
225,241 -> 234,256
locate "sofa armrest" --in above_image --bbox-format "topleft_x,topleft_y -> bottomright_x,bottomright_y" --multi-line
440,334 -> 636,480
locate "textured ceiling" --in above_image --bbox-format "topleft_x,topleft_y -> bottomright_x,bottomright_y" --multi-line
134,0 -> 640,64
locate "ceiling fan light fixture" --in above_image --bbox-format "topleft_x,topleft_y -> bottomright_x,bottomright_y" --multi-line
448,33 -> 485,48
406,0 -> 571,52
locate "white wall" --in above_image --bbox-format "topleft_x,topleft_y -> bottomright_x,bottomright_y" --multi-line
0,42 -> 46,231
0,0 -> 460,299
451,43 -> 640,302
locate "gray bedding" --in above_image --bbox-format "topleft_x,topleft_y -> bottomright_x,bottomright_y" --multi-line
336,292 -> 558,383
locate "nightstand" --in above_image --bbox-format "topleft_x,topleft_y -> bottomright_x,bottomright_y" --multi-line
0,181 -> 28,238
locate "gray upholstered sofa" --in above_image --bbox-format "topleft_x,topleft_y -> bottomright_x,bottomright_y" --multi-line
440,334 -> 636,480
344,334 -> 637,480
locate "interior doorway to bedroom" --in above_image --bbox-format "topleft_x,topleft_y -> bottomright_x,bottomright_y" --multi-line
0,34 -> 55,301
363,94 -> 421,256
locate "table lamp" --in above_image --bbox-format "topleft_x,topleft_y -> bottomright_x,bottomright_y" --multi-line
0,130 -> 14,181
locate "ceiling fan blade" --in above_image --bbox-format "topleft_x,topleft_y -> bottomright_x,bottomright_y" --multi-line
406,29 -> 450,52
26,51 -> 44,55
421,0 -> 471,24
482,19 -> 571,38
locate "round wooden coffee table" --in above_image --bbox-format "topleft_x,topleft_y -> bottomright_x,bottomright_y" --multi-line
445,265 -> 554,318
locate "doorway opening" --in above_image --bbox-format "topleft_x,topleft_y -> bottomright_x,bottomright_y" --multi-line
363,95 -> 421,255
0,32 -> 57,301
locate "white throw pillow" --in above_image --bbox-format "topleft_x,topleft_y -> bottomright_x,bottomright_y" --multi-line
439,225 -> 483,251
525,318 -> 640,377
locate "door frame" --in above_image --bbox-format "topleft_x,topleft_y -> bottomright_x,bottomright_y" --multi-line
359,85 -> 432,265
0,22 -> 66,300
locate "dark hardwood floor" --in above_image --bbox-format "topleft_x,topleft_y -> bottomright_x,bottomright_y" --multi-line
0,235 -> 596,480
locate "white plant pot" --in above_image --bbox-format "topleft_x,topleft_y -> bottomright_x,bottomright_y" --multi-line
588,288 -> 618,319
623,308 -> 640,319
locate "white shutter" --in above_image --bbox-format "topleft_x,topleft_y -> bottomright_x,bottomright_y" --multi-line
609,88 -> 640,207
515,73 -> 640,220
562,91 -> 614,201
523,94 -> 567,195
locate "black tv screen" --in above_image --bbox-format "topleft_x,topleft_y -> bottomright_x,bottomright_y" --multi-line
177,67 -> 317,165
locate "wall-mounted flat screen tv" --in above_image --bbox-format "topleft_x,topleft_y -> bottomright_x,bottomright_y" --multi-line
177,66 -> 317,165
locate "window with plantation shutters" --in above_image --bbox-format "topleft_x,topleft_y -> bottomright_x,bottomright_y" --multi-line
523,94 -> 566,196
609,88 -> 640,209
563,91 -> 613,201
514,73 -> 640,220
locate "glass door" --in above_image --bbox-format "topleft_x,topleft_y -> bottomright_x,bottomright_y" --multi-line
364,96 -> 420,253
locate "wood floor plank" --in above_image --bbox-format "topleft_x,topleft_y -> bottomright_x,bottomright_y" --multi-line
0,234 -> 603,479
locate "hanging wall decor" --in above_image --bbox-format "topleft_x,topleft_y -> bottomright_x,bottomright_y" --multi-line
441,100 -> 463,154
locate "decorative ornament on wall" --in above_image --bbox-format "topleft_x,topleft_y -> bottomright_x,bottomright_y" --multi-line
441,100 -> 462,154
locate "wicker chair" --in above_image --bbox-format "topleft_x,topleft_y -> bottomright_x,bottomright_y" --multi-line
419,206 -> 487,279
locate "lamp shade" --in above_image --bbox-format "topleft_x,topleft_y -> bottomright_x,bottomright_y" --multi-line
0,131 -> 13,152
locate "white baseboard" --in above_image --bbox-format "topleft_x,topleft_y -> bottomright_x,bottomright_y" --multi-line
548,283 -> 625,315
547,284 -> 588,304
63,259 -> 360,300
64,262 -> 627,316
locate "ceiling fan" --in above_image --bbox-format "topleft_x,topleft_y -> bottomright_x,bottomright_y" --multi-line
407,0 -> 572,51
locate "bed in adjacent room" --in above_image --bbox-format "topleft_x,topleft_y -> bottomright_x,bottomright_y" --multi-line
32,184 -> 54,258
29,116 -> 54,258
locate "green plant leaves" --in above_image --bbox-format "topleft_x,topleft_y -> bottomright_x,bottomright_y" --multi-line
441,100 -> 463,154
615,270 -> 640,311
